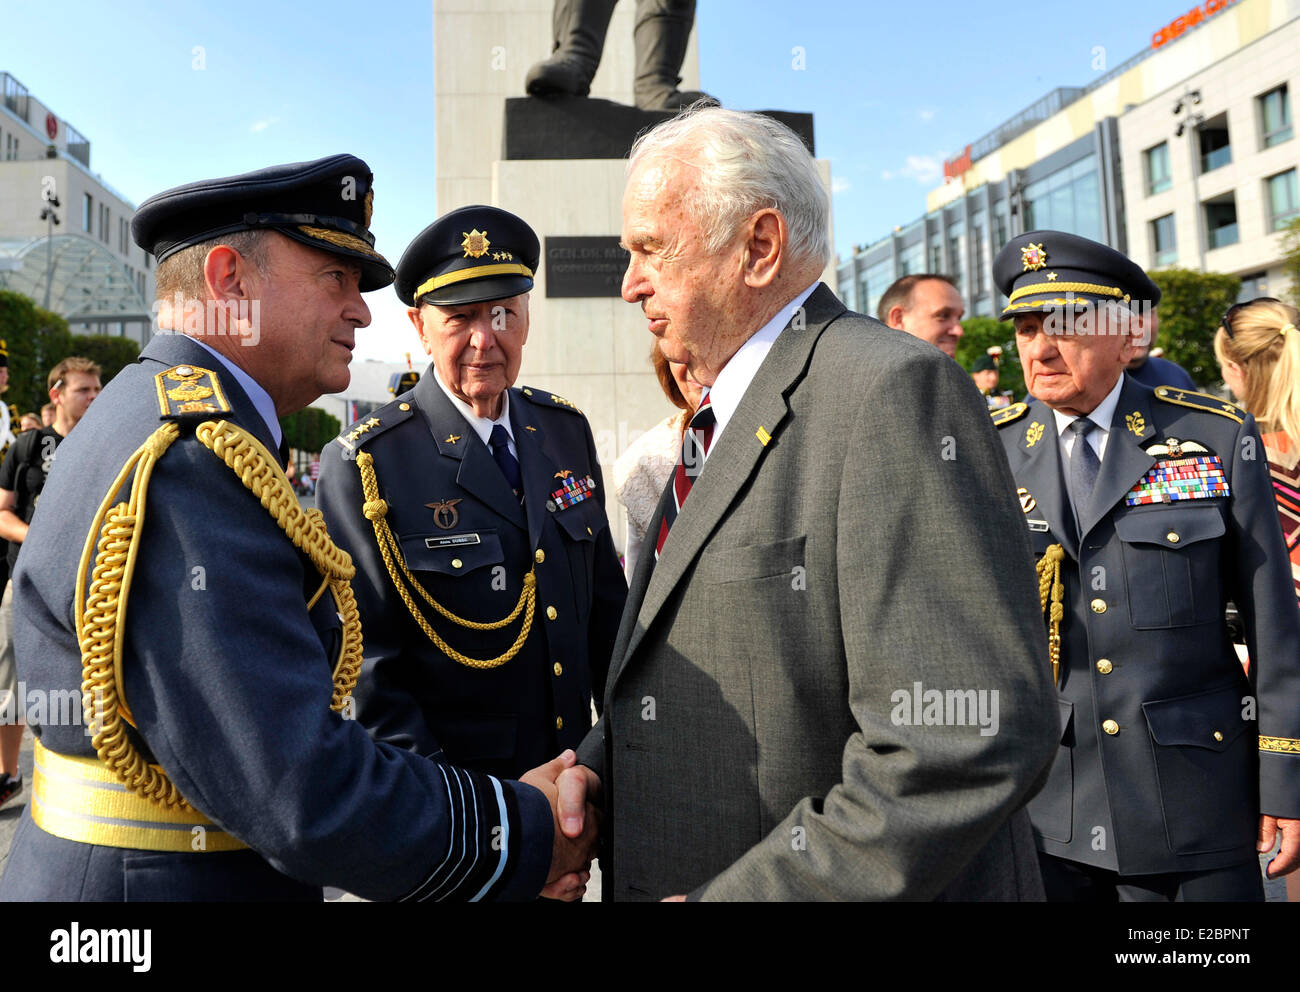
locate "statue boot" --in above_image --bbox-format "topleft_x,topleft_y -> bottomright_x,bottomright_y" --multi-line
633,0 -> 718,111
526,0 -> 619,99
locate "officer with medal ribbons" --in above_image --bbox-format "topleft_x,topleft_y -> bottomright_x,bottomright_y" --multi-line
991,230 -> 1300,901
0,157 -> 596,902
316,206 -> 626,796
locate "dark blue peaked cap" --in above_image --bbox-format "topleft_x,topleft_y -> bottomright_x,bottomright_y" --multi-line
131,154 -> 394,292
396,205 -> 539,306
994,229 -> 1160,320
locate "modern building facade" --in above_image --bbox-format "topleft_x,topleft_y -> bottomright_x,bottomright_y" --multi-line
837,0 -> 1299,318
0,71 -> 154,342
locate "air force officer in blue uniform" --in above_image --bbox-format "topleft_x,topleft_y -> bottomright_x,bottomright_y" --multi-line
0,158 -> 595,902
317,208 -> 626,807
991,231 -> 1300,901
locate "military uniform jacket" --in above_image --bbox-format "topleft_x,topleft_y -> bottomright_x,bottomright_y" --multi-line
996,375 -> 1300,875
0,334 -> 551,902
316,370 -> 626,780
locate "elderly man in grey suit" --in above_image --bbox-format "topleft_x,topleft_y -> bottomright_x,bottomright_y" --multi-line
557,107 -> 1060,900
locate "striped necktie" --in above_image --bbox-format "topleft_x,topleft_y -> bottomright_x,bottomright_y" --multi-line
655,394 -> 716,559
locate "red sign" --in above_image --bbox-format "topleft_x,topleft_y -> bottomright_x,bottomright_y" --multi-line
1152,0 -> 1236,49
943,144 -> 973,181
44,113 -> 57,140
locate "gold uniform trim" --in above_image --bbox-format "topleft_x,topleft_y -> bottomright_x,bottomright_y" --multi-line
297,225 -> 388,261
1154,386 -> 1245,424
991,402 -> 1028,427
1008,281 -> 1126,304
31,740 -> 248,852
414,262 -> 535,300
154,365 -> 232,419
1259,735 -> 1300,754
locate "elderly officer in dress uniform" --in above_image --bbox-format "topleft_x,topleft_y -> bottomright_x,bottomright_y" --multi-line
991,230 -> 1300,901
0,158 -> 598,902
316,206 -> 626,796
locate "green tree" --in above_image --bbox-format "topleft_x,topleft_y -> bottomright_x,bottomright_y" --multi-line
280,406 -> 342,455
955,315 -> 1026,399
0,289 -> 73,414
1281,216 -> 1300,308
1148,268 -> 1241,388
61,334 -> 141,383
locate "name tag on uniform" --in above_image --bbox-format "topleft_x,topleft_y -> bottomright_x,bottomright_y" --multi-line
425,533 -> 482,549
1027,519 -> 1049,532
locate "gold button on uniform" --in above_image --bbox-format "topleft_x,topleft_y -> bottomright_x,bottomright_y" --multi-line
1213,731 -> 1223,742
399,403 -> 410,411
534,549 -> 545,563
546,606 -> 557,620
1166,531 -> 1180,544
1090,599 -> 1107,614
451,558 -> 462,569
555,717 -> 563,730
1102,719 -> 1119,735
553,663 -> 563,677
1096,658 -> 1113,674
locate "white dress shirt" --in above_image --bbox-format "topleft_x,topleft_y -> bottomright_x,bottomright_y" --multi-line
433,370 -> 515,459
188,338 -> 282,448
1052,371 -> 1125,507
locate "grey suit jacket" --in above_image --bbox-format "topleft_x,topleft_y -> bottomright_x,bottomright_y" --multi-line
578,284 -> 1060,900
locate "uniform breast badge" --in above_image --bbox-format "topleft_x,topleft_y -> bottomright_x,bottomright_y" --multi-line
1025,422 -> 1045,448
1126,442 -> 1229,505
1017,487 -> 1037,513
547,473 -> 597,511
1125,412 -> 1147,437
426,498 -> 464,529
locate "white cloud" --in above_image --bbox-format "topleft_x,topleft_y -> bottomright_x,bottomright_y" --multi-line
917,108 -> 937,122
880,154 -> 943,185
831,176 -> 851,194
250,117 -> 281,133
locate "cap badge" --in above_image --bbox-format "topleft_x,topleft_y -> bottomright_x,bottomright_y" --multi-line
1021,243 -> 1048,271
461,229 -> 490,258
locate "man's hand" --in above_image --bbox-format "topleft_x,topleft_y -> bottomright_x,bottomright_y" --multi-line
1258,815 -> 1300,877
519,750 -> 601,901
556,761 -> 602,839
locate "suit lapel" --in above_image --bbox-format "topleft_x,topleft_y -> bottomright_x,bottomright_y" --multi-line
619,284 -> 844,670
1079,375 -> 1156,537
412,373 -> 525,531
1010,399 -> 1078,561
510,391 -> 558,552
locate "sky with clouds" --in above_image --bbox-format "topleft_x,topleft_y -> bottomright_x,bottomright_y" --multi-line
3,0 -> 1188,359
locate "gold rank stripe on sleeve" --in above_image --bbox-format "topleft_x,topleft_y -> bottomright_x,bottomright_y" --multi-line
1154,386 -> 1246,424
153,365 -> 233,420
1259,735 -> 1300,754
991,402 -> 1028,428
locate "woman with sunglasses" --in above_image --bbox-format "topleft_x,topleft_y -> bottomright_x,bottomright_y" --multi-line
1214,297 -> 1300,601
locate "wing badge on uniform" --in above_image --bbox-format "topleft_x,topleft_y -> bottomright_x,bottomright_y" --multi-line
426,498 -> 464,529
1017,487 -> 1036,513
1143,437 -> 1209,458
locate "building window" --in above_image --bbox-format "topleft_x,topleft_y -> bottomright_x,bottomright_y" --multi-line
1259,85 -> 1292,149
993,204 -> 1009,249
1238,272 -> 1268,301
1023,155 -> 1102,243
1145,143 -> 1171,195
99,203 -> 109,242
1150,214 -> 1176,266
119,217 -> 129,254
1204,196 -> 1238,250
1267,169 -> 1299,231
971,221 -> 987,296
898,240 -> 924,277
1199,116 -> 1231,174
83,193 -> 93,232
929,243 -> 942,272
860,257 -> 893,320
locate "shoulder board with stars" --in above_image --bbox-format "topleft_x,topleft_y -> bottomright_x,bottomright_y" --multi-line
333,399 -> 415,454
991,402 -> 1029,428
518,386 -> 582,415
1153,386 -> 1245,424
154,364 -> 232,422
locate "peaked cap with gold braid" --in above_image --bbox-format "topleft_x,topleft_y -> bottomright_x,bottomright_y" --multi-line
396,205 -> 539,307
131,154 -> 394,292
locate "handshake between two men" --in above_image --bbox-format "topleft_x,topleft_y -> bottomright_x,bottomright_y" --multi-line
521,751 -> 602,902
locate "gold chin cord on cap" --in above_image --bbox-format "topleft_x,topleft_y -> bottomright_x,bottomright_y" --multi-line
354,449 -> 535,669
1036,544 -> 1066,685
75,419 -> 362,811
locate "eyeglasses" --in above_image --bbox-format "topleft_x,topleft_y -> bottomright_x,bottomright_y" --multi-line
1221,297 -> 1279,339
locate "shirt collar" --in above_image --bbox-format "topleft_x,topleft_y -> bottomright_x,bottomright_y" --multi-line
433,369 -> 511,447
707,281 -> 819,440
187,338 -> 282,447
1051,371 -> 1125,438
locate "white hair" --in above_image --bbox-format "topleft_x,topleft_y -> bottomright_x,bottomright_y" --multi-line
627,106 -> 830,270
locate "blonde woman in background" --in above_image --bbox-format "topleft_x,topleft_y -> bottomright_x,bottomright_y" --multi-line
1214,297 -> 1300,603
613,344 -> 702,580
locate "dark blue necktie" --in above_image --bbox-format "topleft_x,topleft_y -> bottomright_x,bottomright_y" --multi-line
489,424 -> 522,500
1067,417 -> 1100,527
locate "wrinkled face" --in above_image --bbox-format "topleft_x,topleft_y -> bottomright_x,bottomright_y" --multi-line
620,156 -> 747,386
899,279 -> 965,357
1014,309 -> 1137,416
972,369 -> 999,392
411,294 -> 529,411
245,234 -> 370,414
54,371 -> 101,426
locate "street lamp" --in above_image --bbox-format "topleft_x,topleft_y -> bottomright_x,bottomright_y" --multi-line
38,190 -> 61,310
1173,87 -> 1205,270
